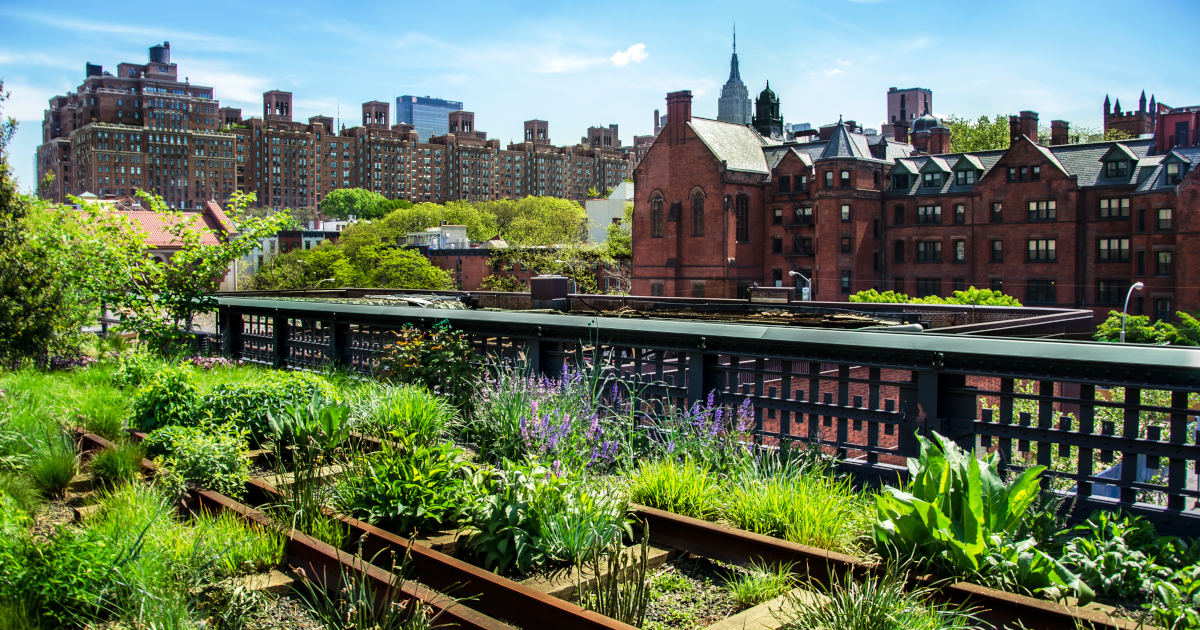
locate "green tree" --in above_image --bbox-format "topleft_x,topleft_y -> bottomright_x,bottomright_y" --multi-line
603,202 -> 633,260
354,245 -> 454,289
319,188 -> 387,219
946,114 -> 1011,153
1092,310 -> 1199,345
247,241 -> 362,290
485,196 -> 586,245
849,286 -> 1021,306
848,289 -> 912,303
479,274 -> 527,292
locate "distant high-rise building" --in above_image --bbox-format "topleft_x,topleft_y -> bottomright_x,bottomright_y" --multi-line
396,95 -> 464,142
717,27 -> 751,125
883,87 -> 932,140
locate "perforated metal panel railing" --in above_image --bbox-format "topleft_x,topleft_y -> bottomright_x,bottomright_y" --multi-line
216,297 -> 1200,535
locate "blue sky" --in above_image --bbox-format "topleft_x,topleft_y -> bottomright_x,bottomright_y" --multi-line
2,0 -> 1198,192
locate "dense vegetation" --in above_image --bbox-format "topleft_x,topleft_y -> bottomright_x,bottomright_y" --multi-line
848,286 -> 1022,306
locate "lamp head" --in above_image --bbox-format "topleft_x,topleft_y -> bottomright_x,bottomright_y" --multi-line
1132,281 -> 1145,291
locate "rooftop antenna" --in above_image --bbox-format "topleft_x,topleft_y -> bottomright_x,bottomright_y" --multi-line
733,22 -> 736,53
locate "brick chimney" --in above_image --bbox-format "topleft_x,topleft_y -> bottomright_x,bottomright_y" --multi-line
1009,114 -> 1021,146
1020,110 -> 1039,142
930,125 -> 950,154
894,120 -> 909,144
1050,120 -> 1069,145
666,90 -> 692,145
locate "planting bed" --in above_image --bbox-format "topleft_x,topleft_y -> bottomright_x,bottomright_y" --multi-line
4,349 -> 1196,629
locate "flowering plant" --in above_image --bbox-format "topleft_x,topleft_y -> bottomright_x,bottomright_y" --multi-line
375,321 -> 475,409
642,392 -> 755,468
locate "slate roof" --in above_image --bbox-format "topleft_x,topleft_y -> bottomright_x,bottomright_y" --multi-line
819,121 -> 876,161
1135,146 -> 1200,193
885,150 -> 1006,197
688,117 -> 773,174
764,145 -> 815,171
1048,138 -> 1154,188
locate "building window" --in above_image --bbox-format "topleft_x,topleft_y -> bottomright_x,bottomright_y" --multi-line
650,195 -> 664,238
1155,298 -> 1173,323
772,207 -> 783,225
893,240 -> 905,263
1007,167 -> 1017,182
916,278 -> 942,297
1164,162 -> 1182,185
1138,208 -> 1146,232
840,204 -> 851,222
954,170 -> 976,186
1157,207 -> 1173,231
990,239 -> 1003,263
1097,237 -> 1130,262
1027,200 -> 1056,221
1136,250 -> 1146,276
650,283 -> 664,296
691,191 -> 705,236
893,205 -> 904,225
990,202 -> 1003,223
793,206 -> 813,225
1027,239 -> 1057,262
916,240 -> 942,263
840,236 -> 851,253
953,240 -> 966,262
1157,251 -> 1173,276
894,276 -> 905,293
1099,198 -> 1130,219
1096,280 -> 1121,306
1026,279 -> 1057,305
772,237 -> 783,254
917,205 -> 941,225
691,282 -> 705,298
1105,160 -> 1130,178
840,170 -> 851,187
891,174 -> 909,190
990,278 -> 1004,292
922,172 -> 941,187
953,277 -> 966,291
1031,165 -> 1041,181
953,204 -> 966,224
840,270 -> 851,293
735,194 -> 749,242
793,237 -> 813,255
777,175 -> 791,193
824,171 -> 833,188
772,268 -> 783,287
1019,166 -> 1028,181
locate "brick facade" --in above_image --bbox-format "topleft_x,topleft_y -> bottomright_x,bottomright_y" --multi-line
634,91 -> 1200,320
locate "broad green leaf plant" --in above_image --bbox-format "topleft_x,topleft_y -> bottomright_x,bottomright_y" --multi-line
873,432 -> 1093,604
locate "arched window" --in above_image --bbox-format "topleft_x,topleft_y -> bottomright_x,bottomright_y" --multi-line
735,194 -> 750,242
690,188 -> 705,237
650,193 -> 664,238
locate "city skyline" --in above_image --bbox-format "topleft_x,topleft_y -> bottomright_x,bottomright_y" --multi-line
3,0 -> 1199,192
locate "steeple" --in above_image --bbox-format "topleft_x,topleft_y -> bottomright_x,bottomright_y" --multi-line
1104,94 -> 1111,114
752,80 -> 783,139
1139,90 -> 1147,112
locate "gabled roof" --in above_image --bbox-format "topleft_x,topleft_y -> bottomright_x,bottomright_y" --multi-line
819,121 -> 874,161
1099,143 -> 1138,163
1163,149 -> 1193,164
1050,138 -> 1154,187
890,159 -> 919,175
122,210 -> 225,248
919,156 -> 951,173
1136,146 -> 1200,192
688,117 -> 771,174
952,155 -> 984,171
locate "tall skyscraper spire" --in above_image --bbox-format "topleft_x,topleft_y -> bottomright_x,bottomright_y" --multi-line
718,25 -> 751,124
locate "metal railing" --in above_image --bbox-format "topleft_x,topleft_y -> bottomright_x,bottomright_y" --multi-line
216,296 -> 1200,534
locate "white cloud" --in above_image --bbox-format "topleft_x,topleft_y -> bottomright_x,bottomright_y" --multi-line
824,68 -> 843,76
176,58 -> 270,107
0,50 -> 77,71
0,9 -> 252,52
610,43 -> 648,67
837,58 -> 852,66
1,80 -> 69,121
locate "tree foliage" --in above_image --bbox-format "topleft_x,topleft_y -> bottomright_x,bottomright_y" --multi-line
318,188 -> 388,220
248,239 -> 453,291
849,287 -> 1022,306
946,114 -> 1011,153
1093,310 -> 1200,346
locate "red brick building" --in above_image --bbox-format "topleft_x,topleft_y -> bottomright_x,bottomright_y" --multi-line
633,90 -> 1199,320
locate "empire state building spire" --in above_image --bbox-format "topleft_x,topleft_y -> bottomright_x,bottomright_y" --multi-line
718,24 -> 751,125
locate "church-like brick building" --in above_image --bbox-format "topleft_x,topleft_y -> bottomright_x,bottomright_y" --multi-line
632,89 -> 1198,321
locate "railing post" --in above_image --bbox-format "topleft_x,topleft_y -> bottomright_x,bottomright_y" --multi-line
687,341 -> 719,403
528,326 -> 563,380
328,319 -> 347,369
912,354 -> 976,452
272,313 -> 289,369
219,307 -> 243,360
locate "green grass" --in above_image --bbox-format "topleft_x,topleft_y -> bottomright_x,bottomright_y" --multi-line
27,437 -> 77,498
774,570 -> 979,630
626,457 -> 722,521
351,383 -> 457,445
88,442 -> 145,489
724,560 -> 796,608
721,467 -> 871,555
190,509 -> 285,577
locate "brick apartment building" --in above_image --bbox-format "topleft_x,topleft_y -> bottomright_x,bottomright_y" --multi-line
37,43 -> 628,211
632,90 -> 1198,320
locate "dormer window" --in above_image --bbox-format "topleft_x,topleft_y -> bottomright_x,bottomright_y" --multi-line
921,172 -> 940,187
777,175 -> 791,193
1165,162 -> 1183,185
891,174 -> 909,190
954,170 -> 977,185
1105,160 -> 1130,178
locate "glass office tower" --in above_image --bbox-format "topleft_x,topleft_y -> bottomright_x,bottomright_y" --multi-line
396,95 -> 464,142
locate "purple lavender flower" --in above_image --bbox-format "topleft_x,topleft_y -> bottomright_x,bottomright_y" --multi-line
551,459 -> 564,478
736,399 -> 754,432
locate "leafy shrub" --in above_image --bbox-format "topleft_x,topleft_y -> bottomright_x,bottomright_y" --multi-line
27,436 -> 77,498
376,321 -> 476,409
203,371 -> 338,441
723,464 -> 869,555
111,352 -> 161,389
337,440 -> 472,536
873,432 -> 1092,604
1151,565 -> 1200,630
0,472 -> 39,514
464,462 -> 628,576
1061,511 -> 1171,600
89,442 -> 145,489
723,560 -> 795,608
190,509 -> 284,578
354,384 -> 455,446
129,367 -> 201,431
266,393 -> 354,453
626,457 -> 721,521
146,423 -> 250,499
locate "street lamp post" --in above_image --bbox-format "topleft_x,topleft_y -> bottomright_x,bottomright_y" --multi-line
788,270 -> 811,301
1120,281 -> 1145,343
